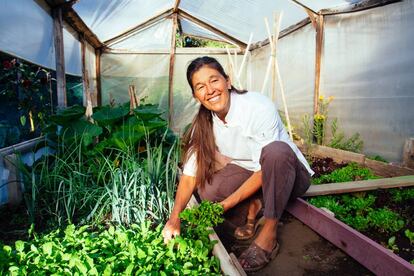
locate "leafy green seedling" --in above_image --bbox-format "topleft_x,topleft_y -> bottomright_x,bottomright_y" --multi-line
387,236 -> 399,252
404,229 -> 414,245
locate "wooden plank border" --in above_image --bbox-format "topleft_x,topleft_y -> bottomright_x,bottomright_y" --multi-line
304,175 -> 414,197
286,198 -> 414,276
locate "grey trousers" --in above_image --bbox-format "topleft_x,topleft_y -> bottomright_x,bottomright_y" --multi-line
197,141 -> 311,224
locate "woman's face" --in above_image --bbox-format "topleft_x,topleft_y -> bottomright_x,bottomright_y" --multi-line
191,65 -> 231,120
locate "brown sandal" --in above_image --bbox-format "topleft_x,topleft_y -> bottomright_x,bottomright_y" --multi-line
234,216 -> 265,240
238,241 -> 280,272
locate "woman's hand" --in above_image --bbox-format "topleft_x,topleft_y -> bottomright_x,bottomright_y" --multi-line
162,217 -> 181,244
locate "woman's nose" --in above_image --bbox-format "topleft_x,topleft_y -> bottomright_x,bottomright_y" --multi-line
206,84 -> 214,94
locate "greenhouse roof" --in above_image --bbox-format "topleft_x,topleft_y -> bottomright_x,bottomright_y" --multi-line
63,0 -> 369,49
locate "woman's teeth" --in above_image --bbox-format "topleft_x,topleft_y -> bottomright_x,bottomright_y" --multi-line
209,95 -> 220,102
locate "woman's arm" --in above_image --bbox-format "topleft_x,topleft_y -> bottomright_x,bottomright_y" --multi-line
162,174 -> 197,243
220,170 -> 262,211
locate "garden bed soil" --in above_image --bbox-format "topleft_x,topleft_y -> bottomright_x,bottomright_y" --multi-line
360,189 -> 414,263
215,213 -> 372,275
309,156 -> 348,178
308,156 -> 414,264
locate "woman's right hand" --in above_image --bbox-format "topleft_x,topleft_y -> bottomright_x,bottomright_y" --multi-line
162,217 -> 181,244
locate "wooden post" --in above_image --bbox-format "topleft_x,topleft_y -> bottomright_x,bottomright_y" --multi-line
80,36 -> 88,107
313,14 -> 324,115
95,48 -> 102,106
403,138 -> 414,169
52,7 -> 67,108
168,13 -> 178,127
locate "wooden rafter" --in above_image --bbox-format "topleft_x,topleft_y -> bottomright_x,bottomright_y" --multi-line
177,9 -> 246,49
42,0 -> 102,49
289,0 -> 318,15
104,8 -> 174,46
321,0 -> 401,15
173,0 -> 181,13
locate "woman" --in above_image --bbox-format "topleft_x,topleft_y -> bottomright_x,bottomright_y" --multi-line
162,56 -> 313,272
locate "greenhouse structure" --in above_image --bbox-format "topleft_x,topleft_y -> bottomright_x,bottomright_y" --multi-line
0,0 -> 414,275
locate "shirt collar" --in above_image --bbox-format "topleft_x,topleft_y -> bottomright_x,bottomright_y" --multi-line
212,92 -> 237,126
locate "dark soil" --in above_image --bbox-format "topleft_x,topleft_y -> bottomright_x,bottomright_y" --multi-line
0,203 -> 31,244
309,156 -> 347,178
360,189 -> 414,263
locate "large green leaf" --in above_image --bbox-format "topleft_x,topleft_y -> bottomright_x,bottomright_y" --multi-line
133,104 -> 163,121
61,120 -> 103,148
92,106 -> 129,126
49,105 -> 85,125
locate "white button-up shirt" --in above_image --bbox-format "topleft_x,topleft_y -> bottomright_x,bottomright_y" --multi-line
183,91 -> 314,176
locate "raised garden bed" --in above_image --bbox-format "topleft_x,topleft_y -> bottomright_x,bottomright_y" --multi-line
289,143 -> 414,275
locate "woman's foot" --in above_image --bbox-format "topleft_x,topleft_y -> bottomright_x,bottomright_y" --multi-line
238,218 -> 279,271
234,199 -> 263,240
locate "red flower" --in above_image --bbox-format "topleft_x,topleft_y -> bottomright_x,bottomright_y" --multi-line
3,60 -> 12,69
22,79 -> 31,89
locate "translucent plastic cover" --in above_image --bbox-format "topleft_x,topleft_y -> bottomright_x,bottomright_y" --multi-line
109,18 -> 172,50
73,0 -> 173,42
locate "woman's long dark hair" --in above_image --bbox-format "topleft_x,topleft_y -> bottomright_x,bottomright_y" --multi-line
184,56 -> 246,189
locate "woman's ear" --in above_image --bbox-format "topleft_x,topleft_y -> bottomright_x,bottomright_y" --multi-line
226,78 -> 232,90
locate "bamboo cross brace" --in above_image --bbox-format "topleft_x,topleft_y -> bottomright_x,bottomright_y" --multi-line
225,46 -> 242,89
237,33 -> 253,81
262,12 -> 293,141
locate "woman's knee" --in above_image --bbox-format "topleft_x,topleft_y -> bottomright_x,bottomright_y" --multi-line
260,141 -> 295,165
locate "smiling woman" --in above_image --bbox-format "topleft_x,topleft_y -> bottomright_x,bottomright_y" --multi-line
162,56 -> 313,272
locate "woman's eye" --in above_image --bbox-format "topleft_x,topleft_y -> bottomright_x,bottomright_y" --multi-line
211,79 -> 218,83
197,85 -> 205,91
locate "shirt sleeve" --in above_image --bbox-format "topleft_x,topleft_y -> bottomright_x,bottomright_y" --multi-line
182,152 -> 197,177
247,99 -> 282,169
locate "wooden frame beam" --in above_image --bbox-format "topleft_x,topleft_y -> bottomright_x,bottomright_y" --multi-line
313,14 -> 324,115
320,0 -> 401,15
173,0 -> 181,13
304,175 -> 414,197
52,6 -> 67,108
177,9 -> 246,49
168,14 -> 178,127
287,198 -> 414,276
104,8 -> 174,46
289,0 -> 318,15
95,48 -> 102,106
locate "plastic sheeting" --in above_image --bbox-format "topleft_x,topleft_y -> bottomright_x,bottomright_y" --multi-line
73,0 -> 173,42
0,0 -> 54,69
100,53 -> 170,114
179,0 -> 307,44
321,1 -> 414,162
109,18 -> 172,50
180,18 -> 230,43
63,26 -> 82,76
0,0 -> 82,76
248,23 -> 315,126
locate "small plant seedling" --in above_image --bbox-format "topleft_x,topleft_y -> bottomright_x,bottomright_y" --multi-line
387,236 -> 399,252
404,229 -> 414,245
